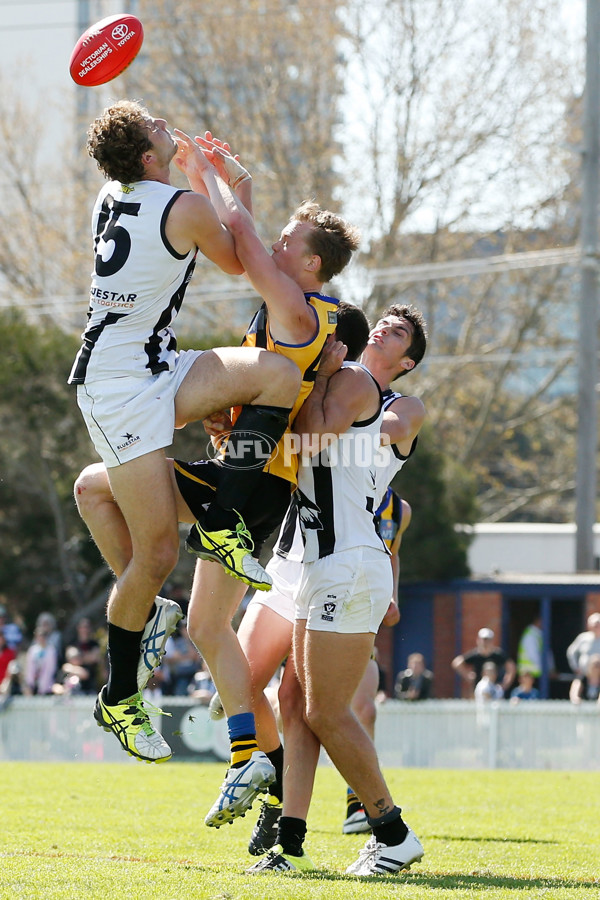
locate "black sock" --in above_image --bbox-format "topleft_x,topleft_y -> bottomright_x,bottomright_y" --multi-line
105,622 -> 144,704
277,816 -> 307,857
203,405 -> 291,531
369,806 -> 409,846
265,744 -> 284,801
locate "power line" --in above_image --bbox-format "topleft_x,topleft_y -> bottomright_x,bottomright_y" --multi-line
0,246 -> 580,312
368,246 -> 580,286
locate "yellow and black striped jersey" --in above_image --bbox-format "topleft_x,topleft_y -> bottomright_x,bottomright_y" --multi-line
233,292 -> 339,484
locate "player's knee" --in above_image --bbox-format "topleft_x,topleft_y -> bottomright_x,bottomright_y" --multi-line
140,533 -> 179,583
185,615 -> 203,651
185,613 -> 221,656
265,353 -> 301,401
353,698 -> 376,731
279,676 -> 304,724
74,463 -> 109,516
303,700 -> 331,738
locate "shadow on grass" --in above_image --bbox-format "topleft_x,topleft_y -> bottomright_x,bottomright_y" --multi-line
14,852 -> 598,892
429,834 -> 557,845
362,873 -> 599,891
266,870 -> 599,892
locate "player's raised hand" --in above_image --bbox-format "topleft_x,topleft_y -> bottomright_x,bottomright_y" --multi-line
317,334 -> 348,379
199,130 -> 234,155
195,131 -> 251,190
173,128 -> 215,183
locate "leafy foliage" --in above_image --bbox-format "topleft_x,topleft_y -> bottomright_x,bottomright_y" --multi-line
394,421 -> 477,580
0,311 -> 106,631
128,0 -> 347,234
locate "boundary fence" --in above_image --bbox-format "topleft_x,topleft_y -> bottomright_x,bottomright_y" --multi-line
1,697 -> 598,769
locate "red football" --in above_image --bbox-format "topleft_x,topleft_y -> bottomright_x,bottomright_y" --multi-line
69,14 -> 144,87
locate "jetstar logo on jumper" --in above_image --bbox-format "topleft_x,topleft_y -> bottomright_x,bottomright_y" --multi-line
90,287 -> 137,308
117,432 -> 141,452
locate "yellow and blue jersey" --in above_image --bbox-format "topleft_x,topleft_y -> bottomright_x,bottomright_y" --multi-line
375,486 -> 402,550
232,292 -> 339,484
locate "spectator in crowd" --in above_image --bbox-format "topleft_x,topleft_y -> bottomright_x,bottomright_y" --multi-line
474,661 -> 504,703
0,659 -> 22,709
141,665 -> 170,703
72,618 -> 102,695
52,646 -> 90,695
0,603 -> 23,651
0,630 -> 16,687
569,653 -> 600,705
566,612 -> 600,677
452,627 -> 516,697
35,612 -> 63,666
394,652 -> 433,701
23,625 -> 58,695
163,622 -> 199,696
189,664 -> 217,705
510,670 -> 540,703
517,614 -> 555,684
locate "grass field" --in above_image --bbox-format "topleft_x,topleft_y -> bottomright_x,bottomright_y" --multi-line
0,761 -> 598,899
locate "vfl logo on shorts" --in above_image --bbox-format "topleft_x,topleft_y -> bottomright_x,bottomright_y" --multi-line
322,598 -> 337,622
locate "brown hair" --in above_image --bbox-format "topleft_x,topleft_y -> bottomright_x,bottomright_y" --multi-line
382,303 -> 428,377
292,200 -> 360,283
87,100 -> 153,184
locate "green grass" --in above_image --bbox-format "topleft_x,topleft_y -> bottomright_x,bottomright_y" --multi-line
0,762 -> 597,899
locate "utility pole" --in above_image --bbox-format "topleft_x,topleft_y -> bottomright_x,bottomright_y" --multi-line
76,0 -> 92,128
576,0 -> 600,571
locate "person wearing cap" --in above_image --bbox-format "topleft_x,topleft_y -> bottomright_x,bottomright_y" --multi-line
452,627 -> 516,697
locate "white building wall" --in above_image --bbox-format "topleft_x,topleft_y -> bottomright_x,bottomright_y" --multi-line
461,523 -> 600,576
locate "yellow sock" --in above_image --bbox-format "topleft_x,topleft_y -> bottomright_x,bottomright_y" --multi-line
231,737 -> 259,768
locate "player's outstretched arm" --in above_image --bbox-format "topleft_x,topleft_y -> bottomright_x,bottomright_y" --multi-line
381,395 -> 426,454
176,130 -> 314,343
196,131 -> 253,216
294,346 -> 379,454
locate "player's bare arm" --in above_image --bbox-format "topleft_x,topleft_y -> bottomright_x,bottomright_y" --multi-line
198,131 -> 254,216
381,395 -> 426,456
175,130 -> 316,345
166,191 -> 244,275
294,362 -> 380,455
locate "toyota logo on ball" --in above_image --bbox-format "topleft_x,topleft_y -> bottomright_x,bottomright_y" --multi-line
112,24 -> 129,40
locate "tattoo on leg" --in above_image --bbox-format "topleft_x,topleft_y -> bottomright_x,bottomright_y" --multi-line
373,799 -> 391,816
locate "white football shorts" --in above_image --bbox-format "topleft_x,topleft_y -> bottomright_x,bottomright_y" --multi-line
76,348 -> 203,467
245,553 -> 301,624
296,546 -> 392,634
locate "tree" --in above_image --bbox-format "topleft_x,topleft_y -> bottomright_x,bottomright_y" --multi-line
0,311 -> 113,629
0,0 -> 589,640
125,0 -> 347,234
394,422 -> 477,580
339,0 -> 584,522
